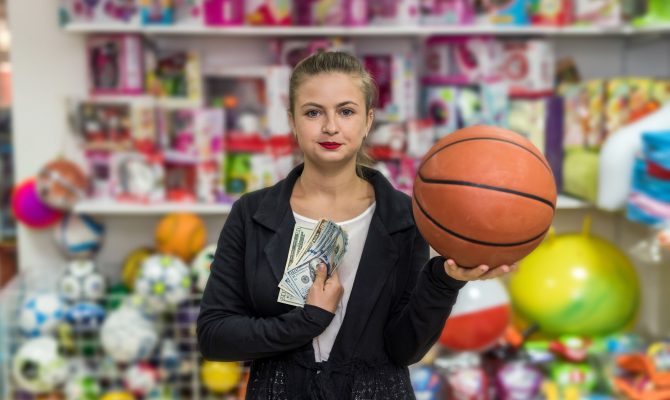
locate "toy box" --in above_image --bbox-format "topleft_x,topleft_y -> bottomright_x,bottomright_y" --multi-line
204,65 -> 291,136
499,40 -> 555,96
78,101 -> 134,151
110,151 -> 165,203
246,0 -> 291,25
61,0 -> 139,25
424,37 -> 503,85
145,50 -> 203,100
531,0 -> 573,25
139,0 -> 175,25
574,0 -> 621,27
422,84 -> 458,138
368,0 -> 419,26
87,34 -> 144,96
420,0 -> 475,25
292,0 -> 368,26
273,38 -> 356,67
202,0 -> 244,25
174,0 -> 204,25
480,0 -> 531,25
562,80 -> 605,149
362,52 -> 417,123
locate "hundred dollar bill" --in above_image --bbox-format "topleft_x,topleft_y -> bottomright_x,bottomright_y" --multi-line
277,224 -> 313,306
279,224 -> 348,301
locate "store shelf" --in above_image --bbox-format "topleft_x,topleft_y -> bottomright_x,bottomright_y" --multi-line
73,200 -> 233,215
74,194 -> 589,215
64,23 -> 670,37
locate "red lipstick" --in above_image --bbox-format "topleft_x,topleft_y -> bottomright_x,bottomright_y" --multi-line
319,142 -> 341,150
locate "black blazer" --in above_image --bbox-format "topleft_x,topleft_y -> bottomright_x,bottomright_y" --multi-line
197,164 -> 466,400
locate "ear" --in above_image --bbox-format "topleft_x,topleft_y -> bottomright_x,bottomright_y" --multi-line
366,109 -> 374,134
287,110 -> 296,136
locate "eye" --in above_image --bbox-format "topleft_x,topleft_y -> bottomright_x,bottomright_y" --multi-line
340,108 -> 355,117
305,109 -> 321,118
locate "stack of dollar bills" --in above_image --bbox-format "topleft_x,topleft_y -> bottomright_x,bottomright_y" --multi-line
277,219 -> 348,307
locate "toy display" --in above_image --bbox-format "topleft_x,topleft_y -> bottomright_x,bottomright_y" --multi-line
245,0 -> 291,25
110,151 -> 165,202
362,52 -> 417,122
61,0 -> 139,25
509,217 -> 641,337
424,37 -> 503,85
574,0 -> 622,27
531,0 -> 573,25
480,0 -> 531,25
87,35 -> 144,96
140,0 -> 175,25
421,0 -> 476,25
202,0 -> 245,25
78,102 -> 133,151
368,0 -> 420,26
500,40 -> 555,96
146,51 -> 202,100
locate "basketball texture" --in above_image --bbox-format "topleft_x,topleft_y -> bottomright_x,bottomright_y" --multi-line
412,125 -> 557,268
155,213 -> 207,262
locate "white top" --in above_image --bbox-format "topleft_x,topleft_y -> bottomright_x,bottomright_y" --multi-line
293,202 -> 376,362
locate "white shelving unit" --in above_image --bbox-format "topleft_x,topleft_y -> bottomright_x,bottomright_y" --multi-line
64,23 -> 670,37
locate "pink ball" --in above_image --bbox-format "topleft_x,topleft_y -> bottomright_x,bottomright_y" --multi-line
11,178 -> 63,229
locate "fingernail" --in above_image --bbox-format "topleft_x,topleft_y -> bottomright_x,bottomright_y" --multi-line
447,259 -> 455,266
318,264 -> 325,272
480,265 -> 489,272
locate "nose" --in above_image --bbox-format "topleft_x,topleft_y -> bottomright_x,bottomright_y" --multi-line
322,112 -> 339,135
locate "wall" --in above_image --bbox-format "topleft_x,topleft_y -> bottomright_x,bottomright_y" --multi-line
7,0 -> 670,337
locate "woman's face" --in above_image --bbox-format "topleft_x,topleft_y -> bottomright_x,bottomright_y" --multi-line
289,72 -> 373,170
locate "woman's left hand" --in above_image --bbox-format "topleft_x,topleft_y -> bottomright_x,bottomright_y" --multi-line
443,259 -> 518,282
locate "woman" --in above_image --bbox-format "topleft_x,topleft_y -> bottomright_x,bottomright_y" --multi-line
197,51 -> 515,399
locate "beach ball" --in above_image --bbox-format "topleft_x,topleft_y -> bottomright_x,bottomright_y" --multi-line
509,219 -> 640,337
53,214 -> 105,259
439,279 -> 510,351
155,213 -> 206,262
11,178 -> 63,229
201,361 -> 242,393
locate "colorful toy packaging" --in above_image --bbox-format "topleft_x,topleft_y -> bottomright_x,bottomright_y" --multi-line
245,0 -> 291,25
60,0 -> 138,25
110,151 -> 165,202
292,0 -> 368,26
368,0 -> 420,26
78,101 -> 134,151
420,0 -> 476,25
145,50 -> 202,100
499,40 -> 555,96
424,37 -> 503,85
480,0 -> 531,25
531,0 -> 573,26
174,0 -> 204,25
202,0 -> 244,25
87,34 -> 144,96
273,38 -> 356,67
573,0 -> 622,27
362,52 -> 417,122
139,0 -> 174,25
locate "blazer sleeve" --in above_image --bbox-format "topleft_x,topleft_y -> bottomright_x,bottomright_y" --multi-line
383,231 -> 466,366
197,198 -> 335,362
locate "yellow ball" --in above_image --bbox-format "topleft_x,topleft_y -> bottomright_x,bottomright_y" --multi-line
122,247 -> 153,289
155,213 -> 207,262
201,361 -> 242,393
100,392 -> 134,400
509,229 -> 640,337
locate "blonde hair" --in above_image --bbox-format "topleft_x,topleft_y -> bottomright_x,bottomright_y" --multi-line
288,51 -> 377,177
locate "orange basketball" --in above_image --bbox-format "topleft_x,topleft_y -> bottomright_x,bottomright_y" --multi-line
412,125 -> 557,268
155,213 -> 207,262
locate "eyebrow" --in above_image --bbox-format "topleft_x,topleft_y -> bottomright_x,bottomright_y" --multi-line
300,101 -> 359,109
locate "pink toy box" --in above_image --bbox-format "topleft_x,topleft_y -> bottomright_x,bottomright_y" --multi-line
87,34 -> 144,96
245,0 -> 291,25
61,0 -> 139,25
202,0 -> 244,26
368,0 -> 420,26
499,40 -> 555,96
423,36 -> 503,85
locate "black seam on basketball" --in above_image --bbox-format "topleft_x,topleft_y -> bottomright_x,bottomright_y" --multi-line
413,190 -> 549,247
418,174 -> 556,210
419,137 -> 551,172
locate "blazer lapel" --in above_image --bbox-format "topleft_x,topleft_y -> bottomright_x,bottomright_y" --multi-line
263,208 -> 296,283
331,213 -> 399,356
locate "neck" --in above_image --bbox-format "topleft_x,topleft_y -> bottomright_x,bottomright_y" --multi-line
298,160 -> 364,198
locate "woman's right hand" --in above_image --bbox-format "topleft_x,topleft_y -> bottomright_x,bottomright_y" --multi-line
306,263 -> 343,314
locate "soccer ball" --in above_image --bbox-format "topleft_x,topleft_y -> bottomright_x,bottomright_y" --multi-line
65,302 -> 106,332
59,260 -> 107,303
12,336 -> 68,394
191,244 -> 216,292
134,254 -> 192,312
64,374 -> 101,400
100,306 -> 158,363
54,214 -> 105,259
123,362 -> 159,397
19,293 -> 67,337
